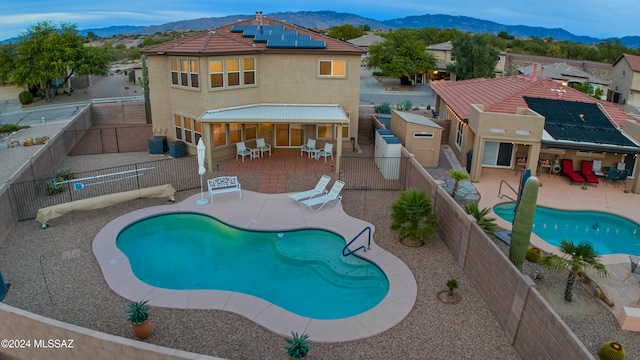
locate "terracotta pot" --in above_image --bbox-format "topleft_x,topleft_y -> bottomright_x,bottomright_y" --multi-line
131,318 -> 151,339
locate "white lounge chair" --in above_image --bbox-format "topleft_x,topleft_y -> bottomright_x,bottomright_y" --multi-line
300,180 -> 345,212
301,139 -> 316,157
592,160 -> 605,177
236,142 -> 252,162
288,175 -> 331,204
318,143 -> 333,163
256,138 -> 271,157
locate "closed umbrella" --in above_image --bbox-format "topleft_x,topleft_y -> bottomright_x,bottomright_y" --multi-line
196,138 -> 209,205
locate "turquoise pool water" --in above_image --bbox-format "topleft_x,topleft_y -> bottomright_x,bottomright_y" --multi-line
493,202 -> 640,256
116,213 -> 389,319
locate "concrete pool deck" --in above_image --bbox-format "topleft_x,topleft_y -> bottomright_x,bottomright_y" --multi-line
474,167 -> 640,329
92,190 -> 417,342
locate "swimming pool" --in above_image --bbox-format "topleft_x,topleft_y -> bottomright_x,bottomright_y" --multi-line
116,212 -> 389,320
493,202 -> 640,256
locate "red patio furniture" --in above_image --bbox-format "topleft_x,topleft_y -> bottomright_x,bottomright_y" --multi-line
580,160 -> 599,186
561,159 -> 585,185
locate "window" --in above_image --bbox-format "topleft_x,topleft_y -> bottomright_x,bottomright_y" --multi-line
212,123 -> 227,146
455,121 -> 464,149
228,123 -> 242,143
334,124 -> 349,139
245,124 -> 257,141
174,115 -> 202,145
170,58 -> 199,89
622,70 -> 626,78
209,58 -> 257,89
318,60 -> 346,77
317,124 -> 332,139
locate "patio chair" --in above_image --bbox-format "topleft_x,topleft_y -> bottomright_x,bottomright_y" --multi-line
560,159 -> 585,185
605,168 -> 620,187
256,138 -> 271,157
624,255 -> 640,281
515,152 -> 527,174
318,143 -> 334,163
236,142 -> 252,162
301,139 -> 316,157
288,175 -> 331,204
580,160 -> 599,186
618,169 -> 630,190
592,160 -> 605,177
300,180 -> 345,212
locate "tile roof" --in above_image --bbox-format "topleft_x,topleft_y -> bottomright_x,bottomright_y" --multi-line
143,17 -> 365,56
427,41 -> 453,51
348,34 -> 384,47
430,76 -> 633,128
614,53 -> 640,72
518,62 -> 609,85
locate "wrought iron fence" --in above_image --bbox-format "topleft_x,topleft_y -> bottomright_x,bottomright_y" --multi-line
10,156 -> 199,221
65,125 -> 152,155
339,155 -> 410,190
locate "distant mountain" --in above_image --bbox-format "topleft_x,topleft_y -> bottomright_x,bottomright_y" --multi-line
79,25 -> 146,38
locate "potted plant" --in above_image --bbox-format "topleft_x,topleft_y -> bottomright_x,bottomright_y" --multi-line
127,300 -> 151,339
285,332 -> 311,360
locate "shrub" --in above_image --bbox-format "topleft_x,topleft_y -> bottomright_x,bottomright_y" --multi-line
0,124 -> 30,133
525,246 -> 542,263
45,168 -> 75,195
464,202 -> 497,237
390,188 -> 439,246
446,278 -> 458,296
18,91 -> 34,105
396,100 -> 412,111
374,102 -> 391,114
285,332 -> 311,359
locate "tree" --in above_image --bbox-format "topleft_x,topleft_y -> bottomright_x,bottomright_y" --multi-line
390,188 -> 439,246
449,33 -> 500,80
0,21 -> 109,102
449,169 -> 469,197
367,29 -> 436,82
327,24 -> 364,40
541,240 -> 607,302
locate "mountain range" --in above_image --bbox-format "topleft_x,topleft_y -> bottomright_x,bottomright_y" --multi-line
80,11 -> 638,48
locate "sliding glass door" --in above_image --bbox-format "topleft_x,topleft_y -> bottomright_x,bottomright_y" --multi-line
482,141 -> 513,168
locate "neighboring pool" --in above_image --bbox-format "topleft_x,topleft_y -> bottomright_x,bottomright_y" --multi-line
493,202 -> 640,256
116,213 -> 389,320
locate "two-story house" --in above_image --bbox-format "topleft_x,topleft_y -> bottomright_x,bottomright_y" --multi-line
141,12 -> 365,172
426,41 -> 506,82
611,53 -> 640,106
518,62 -> 610,99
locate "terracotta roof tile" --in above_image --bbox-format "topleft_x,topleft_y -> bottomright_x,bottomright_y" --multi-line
430,76 -> 634,128
614,53 -> 640,72
143,18 -> 365,56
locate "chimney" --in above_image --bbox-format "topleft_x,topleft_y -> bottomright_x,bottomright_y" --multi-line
256,11 -> 263,25
540,66 -> 545,79
533,63 -> 538,81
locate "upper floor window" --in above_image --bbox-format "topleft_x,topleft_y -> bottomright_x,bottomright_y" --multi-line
318,60 -> 346,78
170,58 -> 199,89
209,58 -> 257,89
622,70 -> 626,78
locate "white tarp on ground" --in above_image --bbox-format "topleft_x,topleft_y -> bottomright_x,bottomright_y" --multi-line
36,184 -> 176,224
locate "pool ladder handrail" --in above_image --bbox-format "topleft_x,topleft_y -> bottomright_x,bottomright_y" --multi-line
342,226 -> 372,257
498,180 -> 518,202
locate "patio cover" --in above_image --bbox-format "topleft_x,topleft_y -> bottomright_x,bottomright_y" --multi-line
197,103 -> 350,124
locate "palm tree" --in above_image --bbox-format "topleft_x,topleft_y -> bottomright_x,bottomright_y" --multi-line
390,188 -> 439,246
449,169 -> 469,197
540,240 -> 607,302
463,201 -> 497,237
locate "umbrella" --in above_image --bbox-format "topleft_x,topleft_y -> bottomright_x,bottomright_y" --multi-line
196,138 -> 208,204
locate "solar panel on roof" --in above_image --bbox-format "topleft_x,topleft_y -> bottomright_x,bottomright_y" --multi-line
267,38 -> 325,49
230,24 -> 326,49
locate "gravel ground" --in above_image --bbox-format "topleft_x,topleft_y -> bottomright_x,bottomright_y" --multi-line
3,147 -> 638,359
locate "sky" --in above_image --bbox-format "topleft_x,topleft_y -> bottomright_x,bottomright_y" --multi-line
1,0 -> 638,41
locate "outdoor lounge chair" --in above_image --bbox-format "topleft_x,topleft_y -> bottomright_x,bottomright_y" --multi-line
605,168 -> 620,187
318,143 -> 334,163
256,138 -> 271,157
301,139 -> 316,157
580,160 -> 599,186
561,159 -> 585,185
592,160 -> 605,177
288,175 -> 331,204
300,180 -> 345,212
624,255 -> 640,281
236,142 -> 252,162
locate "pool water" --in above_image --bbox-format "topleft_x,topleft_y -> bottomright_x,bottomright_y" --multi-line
116,213 -> 389,319
493,202 -> 640,256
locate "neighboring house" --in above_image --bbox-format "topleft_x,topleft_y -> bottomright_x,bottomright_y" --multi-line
141,12 -> 365,173
518,62 -> 609,99
431,76 -> 640,193
611,53 -> 640,106
347,33 -> 384,68
426,41 -> 505,82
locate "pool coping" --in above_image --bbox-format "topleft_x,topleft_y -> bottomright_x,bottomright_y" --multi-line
92,190 -> 417,342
